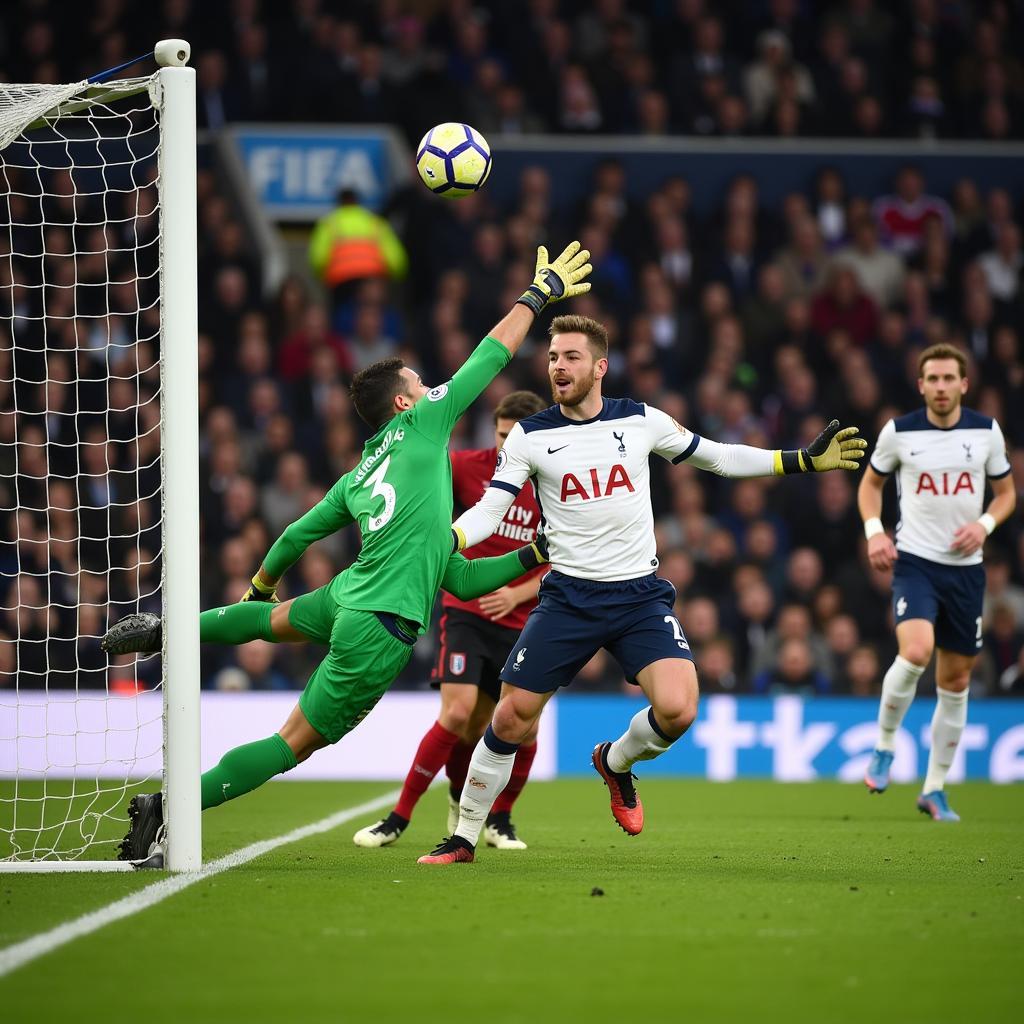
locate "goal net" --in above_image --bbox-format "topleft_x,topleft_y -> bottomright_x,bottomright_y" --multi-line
0,69 -> 200,870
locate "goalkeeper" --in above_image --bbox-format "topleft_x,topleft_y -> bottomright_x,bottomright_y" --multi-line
105,241 -> 593,867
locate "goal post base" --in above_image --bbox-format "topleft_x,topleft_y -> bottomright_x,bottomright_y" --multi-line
0,861 -> 141,873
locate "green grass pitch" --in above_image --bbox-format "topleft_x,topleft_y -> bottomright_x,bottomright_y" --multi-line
2,779 -> 1022,1023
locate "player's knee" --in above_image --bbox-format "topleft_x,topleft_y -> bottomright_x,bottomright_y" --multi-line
491,699 -> 533,744
439,697 -> 474,735
654,697 -> 697,739
938,672 -> 970,693
899,643 -> 933,667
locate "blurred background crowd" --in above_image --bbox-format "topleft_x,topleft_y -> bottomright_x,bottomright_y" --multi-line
0,0 -> 1022,699
3,0 -> 1024,141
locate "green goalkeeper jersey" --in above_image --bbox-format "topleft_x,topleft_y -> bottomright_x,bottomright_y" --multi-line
262,335 -> 512,632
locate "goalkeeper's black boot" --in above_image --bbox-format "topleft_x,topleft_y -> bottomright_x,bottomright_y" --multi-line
117,793 -> 165,869
101,613 -> 162,655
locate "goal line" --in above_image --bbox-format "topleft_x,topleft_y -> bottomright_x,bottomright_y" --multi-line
0,787 -> 400,978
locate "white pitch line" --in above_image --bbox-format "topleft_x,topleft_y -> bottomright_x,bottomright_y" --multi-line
0,787 -> 400,979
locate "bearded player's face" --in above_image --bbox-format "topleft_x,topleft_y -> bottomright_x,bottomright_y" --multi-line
548,333 -> 598,408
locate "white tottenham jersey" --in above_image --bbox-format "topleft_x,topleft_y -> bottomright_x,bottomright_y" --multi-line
487,399 -> 708,581
870,407 -> 1011,566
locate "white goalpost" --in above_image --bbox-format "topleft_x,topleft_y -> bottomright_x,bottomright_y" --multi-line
0,44 -> 200,871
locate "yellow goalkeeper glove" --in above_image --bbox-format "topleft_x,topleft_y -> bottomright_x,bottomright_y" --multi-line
515,240 -> 592,315
241,572 -> 280,603
773,420 -> 868,474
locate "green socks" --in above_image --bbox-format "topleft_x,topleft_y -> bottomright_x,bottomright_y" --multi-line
198,605 -> 293,810
201,733 -> 298,810
199,602 -> 276,645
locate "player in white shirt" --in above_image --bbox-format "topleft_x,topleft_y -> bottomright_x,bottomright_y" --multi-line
858,343 -> 1015,821
419,314 -> 867,864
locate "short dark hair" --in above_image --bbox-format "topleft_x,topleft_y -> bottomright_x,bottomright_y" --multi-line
918,343 -> 967,379
494,390 -> 547,423
548,314 -> 609,359
350,357 -> 407,428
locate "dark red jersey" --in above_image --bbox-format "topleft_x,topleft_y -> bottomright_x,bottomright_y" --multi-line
443,447 -> 544,630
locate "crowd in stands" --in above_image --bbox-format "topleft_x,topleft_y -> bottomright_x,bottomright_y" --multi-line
4,0 -> 1024,142
1,0 -> 1022,698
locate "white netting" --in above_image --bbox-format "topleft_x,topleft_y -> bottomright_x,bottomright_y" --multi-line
0,76 -> 165,861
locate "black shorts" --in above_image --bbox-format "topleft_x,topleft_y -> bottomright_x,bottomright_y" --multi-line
892,550 -> 986,656
431,608 -> 522,703
500,570 -> 692,694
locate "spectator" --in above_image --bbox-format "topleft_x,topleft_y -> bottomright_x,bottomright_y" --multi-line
985,603 -> 1024,682
775,217 -> 828,301
744,29 -> 815,125
697,637 -> 740,693
752,603 -> 833,681
872,166 -> 953,255
261,452 -> 310,537
347,304 -> 399,372
978,223 -> 1023,304
308,187 -> 408,310
843,644 -> 882,696
983,554 -> 1024,629
559,65 -> 603,132
277,303 -> 352,381
708,216 -> 760,300
811,265 -> 879,346
832,217 -> 906,309
210,641 -> 293,691
752,637 -> 831,695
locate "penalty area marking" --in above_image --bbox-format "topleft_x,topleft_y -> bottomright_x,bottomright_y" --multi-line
0,787 -> 400,979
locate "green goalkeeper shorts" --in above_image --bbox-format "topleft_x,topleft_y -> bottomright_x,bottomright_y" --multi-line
289,589 -> 414,745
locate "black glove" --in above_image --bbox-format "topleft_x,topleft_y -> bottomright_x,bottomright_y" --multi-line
516,529 -> 549,571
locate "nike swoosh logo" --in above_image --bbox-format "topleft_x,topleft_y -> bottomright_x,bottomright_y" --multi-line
910,450 -> 924,456
547,445 -> 569,454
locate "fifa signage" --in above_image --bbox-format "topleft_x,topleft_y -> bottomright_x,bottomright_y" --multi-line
230,127 -> 400,219
555,695 -> 1024,782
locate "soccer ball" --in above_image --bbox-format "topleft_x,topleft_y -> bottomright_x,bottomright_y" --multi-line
415,123 -> 492,198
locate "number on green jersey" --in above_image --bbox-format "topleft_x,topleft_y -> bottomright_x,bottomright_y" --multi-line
363,455 -> 396,531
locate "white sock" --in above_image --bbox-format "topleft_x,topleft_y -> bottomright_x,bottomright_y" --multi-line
923,687 -> 968,793
876,656 -> 925,752
453,727 -> 516,847
606,708 -> 674,773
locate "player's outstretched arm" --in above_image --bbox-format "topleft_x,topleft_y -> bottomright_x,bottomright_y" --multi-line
656,410 -> 867,479
441,536 -> 548,601
412,242 -> 591,445
243,491 -> 354,602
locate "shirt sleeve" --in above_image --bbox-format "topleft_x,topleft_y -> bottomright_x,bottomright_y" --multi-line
452,424 -> 533,549
408,335 -> 511,445
869,419 -> 899,475
647,405 -> 775,477
646,405 -> 703,463
986,419 -> 1012,478
263,480 -> 354,579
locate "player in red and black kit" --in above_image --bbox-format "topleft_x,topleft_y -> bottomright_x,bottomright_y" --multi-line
353,391 -> 549,850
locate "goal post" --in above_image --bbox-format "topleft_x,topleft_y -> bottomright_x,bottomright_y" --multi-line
158,65 -> 201,874
0,54 -> 200,871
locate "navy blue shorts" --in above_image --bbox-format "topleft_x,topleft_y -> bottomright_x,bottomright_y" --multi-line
499,571 -> 693,694
892,551 -> 985,656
